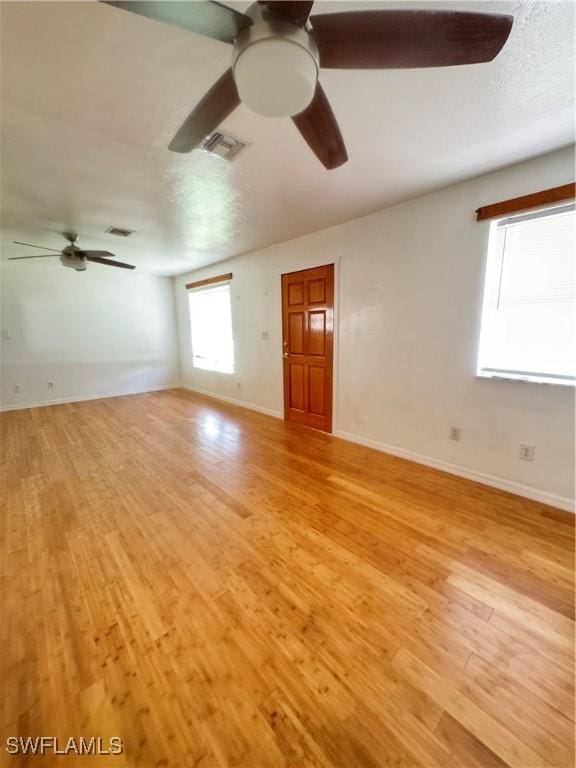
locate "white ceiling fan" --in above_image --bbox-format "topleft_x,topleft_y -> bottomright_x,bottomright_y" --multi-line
9,232 -> 136,272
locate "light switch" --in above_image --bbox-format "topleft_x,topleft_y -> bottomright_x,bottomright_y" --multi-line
1,329 -> 12,340
261,330 -> 269,341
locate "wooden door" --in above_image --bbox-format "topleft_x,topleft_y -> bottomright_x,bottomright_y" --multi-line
282,264 -> 334,433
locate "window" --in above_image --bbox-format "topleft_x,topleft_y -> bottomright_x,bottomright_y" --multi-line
477,202 -> 575,385
188,282 -> 235,374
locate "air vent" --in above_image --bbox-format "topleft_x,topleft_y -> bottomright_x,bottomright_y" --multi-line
201,132 -> 246,161
106,226 -> 134,237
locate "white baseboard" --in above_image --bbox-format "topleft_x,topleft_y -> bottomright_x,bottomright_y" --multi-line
0,384 -> 179,413
336,430 -> 575,513
181,389 -> 573,513
9,383 -> 569,513
181,385 -> 282,420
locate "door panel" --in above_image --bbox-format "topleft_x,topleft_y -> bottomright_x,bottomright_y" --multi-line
289,364 -> 305,411
282,264 -> 334,432
288,282 -> 304,306
308,366 -> 326,416
288,312 -> 305,355
308,279 -> 326,304
308,311 -> 326,356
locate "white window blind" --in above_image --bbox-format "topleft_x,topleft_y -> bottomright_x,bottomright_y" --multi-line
188,282 -> 235,374
477,202 -> 575,385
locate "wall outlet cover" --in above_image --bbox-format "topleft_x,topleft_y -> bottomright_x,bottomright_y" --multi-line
519,444 -> 535,461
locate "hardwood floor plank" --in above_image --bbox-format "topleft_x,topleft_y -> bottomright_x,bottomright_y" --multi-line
461,547 -> 574,617
461,654 -> 574,765
1,389 -> 573,768
392,648 -> 545,767
434,712 -> 510,768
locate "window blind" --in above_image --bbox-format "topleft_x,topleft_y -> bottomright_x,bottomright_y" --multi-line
477,203 -> 575,384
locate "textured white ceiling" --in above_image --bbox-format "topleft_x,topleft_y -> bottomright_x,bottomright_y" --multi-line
0,0 -> 574,276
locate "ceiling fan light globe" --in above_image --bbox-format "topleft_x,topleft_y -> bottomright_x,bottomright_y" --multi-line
60,253 -> 87,271
233,38 -> 318,118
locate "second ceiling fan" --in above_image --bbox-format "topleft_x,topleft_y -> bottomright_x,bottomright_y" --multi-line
9,232 -> 135,271
104,1 -> 513,170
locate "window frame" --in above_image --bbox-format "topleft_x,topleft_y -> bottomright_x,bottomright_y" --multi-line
187,279 -> 235,375
476,202 -> 575,388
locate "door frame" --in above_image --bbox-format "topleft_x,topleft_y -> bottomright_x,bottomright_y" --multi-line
280,260 -> 340,433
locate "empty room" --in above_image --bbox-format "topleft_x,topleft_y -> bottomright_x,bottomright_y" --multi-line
0,1 -> 574,766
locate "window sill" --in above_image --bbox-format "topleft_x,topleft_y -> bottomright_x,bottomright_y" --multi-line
191,365 -> 235,376
476,372 -> 575,387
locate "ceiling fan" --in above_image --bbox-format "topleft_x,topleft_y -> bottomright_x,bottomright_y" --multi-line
104,1 -> 513,170
9,232 -> 136,272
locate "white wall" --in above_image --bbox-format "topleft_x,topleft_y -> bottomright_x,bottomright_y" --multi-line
175,146 -> 575,510
0,259 -> 179,409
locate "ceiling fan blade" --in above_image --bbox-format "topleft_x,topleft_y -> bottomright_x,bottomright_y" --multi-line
86,255 -> 135,270
258,1 -> 314,26
13,241 -> 62,253
311,10 -> 513,69
8,254 -> 59,260
169,68 -> 240,153
102,1 -> 251,44
292,82 -> 347,170
77,250 -> 117,259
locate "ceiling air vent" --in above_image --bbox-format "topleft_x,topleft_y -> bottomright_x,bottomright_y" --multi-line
201,132 -> 246,161
106,226 -> 134,237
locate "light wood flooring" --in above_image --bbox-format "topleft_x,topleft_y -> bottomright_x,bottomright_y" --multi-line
1,389 -> 574,767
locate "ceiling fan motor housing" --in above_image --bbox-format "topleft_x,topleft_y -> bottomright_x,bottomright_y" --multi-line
232,20 -> 319,118
61,248 -> 87,271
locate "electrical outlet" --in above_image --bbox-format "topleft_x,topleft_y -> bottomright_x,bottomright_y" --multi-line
1,329 -> 12,340
47,380 -> 55,390
449,427 -> 460,441
261,330 -> 269,341
12,384 -> 20,394
519,443 -> 535,461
